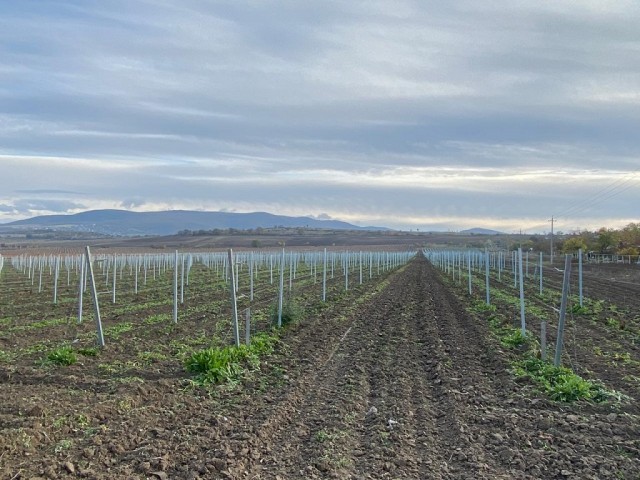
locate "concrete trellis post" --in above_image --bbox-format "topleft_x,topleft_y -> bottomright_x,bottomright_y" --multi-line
227,249 -> 240,347
485,249 -> 490,305
518,248 -> 526,335
554,255 -> 573,367
85,247 -> 105,347
277,249 -> 285,328
173,251 -> 178,323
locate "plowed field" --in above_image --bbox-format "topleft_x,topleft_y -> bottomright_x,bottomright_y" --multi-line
2,256 -> 639,479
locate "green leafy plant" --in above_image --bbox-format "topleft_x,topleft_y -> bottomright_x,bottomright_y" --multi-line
501,329 -> 528,349
185,333 -> 278,386
0,350 -> 12,363
46,346 -> 77,366
512,357 -> 611,402
571,304 -> 590,315
185,346 -> 246,384
471,301 -> 497,313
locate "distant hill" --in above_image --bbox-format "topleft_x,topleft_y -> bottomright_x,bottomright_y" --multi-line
2,209 -> 388,236
459,228 -> 503,235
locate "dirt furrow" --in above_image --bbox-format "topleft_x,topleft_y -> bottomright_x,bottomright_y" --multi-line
240,279 -> 405,478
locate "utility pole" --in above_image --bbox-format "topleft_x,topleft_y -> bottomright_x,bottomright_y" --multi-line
549,216 -> 554,264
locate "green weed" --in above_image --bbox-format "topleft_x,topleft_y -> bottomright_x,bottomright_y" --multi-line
501,329 -> 528,349
137,351 -> 168,363
23,342 -> 50,356
98,360 -> 141,374
143,313 -> 171,325
54,439 -> 73,453
571,304 -> 590,315
185,332 -> 278,385
512,357 -> 611,402
46,346 -> 77,366
471,301 -> 497,313
606,317 -> 621,329
0,350 -> 13,363
271,300 -> 304,326
104,322 -> 133,339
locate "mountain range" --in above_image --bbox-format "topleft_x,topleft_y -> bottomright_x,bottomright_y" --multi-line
1,209 -> 387,236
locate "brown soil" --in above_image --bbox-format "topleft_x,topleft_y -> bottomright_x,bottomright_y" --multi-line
2,257 -> 639,479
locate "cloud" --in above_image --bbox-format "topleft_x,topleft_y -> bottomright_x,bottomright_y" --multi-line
120,198 -> 146,209
14,189 -> 84,195
9,199 -> 86,215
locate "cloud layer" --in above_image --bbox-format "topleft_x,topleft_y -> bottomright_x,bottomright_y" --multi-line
1,1 -> 638,232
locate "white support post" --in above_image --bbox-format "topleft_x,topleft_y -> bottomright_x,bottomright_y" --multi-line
539,251 -> 543,295
578,248 -> 583,307
554,255 -> 573,367
180,254 -> 185,304
468,250 -> 472,295
85,247 -> 105,347
53,256 -> 59,305
277,249 -> 285,327
518,247 -> 526,335
228,249 -> 240,347
77,255 -> 85,324
112,255 -> 117,304
322,248 -> 327,302
485,249 -> 490,305
173,251 -> 178,323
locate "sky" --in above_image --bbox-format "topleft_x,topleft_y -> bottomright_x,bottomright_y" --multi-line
1,0 -> 639,233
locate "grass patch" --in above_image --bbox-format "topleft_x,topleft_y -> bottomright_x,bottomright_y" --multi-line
9,317 -> 70,333
143,313 -> 171,325
185,332 -> 278,386
22,342 -> 50,356
104,322 -> 133,339
98,360 -> 141,374
137,351 -> 168,363
46,346 -> 77,366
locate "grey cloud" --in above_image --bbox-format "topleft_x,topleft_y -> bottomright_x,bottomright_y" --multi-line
14,189 -> 84,195
0,204 -> 16,213
120,198 -> 146,209
11,199 -> 86,214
